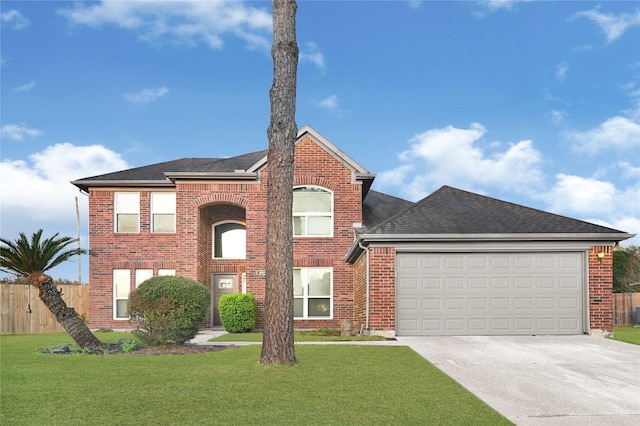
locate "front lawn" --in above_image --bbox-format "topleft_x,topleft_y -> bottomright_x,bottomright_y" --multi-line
1,332 -> 511,425
612,326 -> 640,345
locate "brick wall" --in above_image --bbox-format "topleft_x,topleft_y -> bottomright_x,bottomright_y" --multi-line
588,245 -> 614,331
352,254 -> 367,331
86,135 -> 364,330
367,246 -> 396,332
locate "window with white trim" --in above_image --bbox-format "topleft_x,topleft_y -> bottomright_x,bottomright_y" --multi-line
293,187 -> 333,237
293,267 -> 332,319
157,269 -> 175,276
114,192 -> 140,233
135,269 -> 153,288
213,222 -> 246,259
113,269 -> 131,319
151,193 -> 176,233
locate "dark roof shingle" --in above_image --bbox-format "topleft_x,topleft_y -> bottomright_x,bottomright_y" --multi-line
366,185 -> 626,235
72,150 -> 268,186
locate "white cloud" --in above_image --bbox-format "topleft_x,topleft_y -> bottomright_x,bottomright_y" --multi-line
567,116 -> 640,154
313,94 -> 344,118
543,173 -> 640,246
1,10 -> 30,30
0,143 -> 128,226
377,123 -> 544,201
299,42 -> 325,71
575,7 -> 640,43
59,1 -> 272,50
544,174 -> 617,216
477,0 -> 533,12
549,109 -> 568,125
1,124 -> 42,141
122,86 -> 169,105
556,61 -> 569,81
13,81 -> 37,93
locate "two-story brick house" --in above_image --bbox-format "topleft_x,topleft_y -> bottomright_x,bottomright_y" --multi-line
72,125 -> 633,336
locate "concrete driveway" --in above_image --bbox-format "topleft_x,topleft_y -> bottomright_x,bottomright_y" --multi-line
397,335 -> 640,425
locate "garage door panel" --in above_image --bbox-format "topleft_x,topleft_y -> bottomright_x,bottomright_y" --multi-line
397,252 -> 584,336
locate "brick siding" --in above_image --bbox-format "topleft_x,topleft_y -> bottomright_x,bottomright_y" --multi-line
86,136 -> 363,330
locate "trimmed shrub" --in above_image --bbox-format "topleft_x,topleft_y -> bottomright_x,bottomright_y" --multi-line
219,293 -> 256,333
128,275 -> 210,345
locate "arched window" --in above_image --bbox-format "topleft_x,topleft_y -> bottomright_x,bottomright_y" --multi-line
293,186 -> 333,237
213,222 -> 246,259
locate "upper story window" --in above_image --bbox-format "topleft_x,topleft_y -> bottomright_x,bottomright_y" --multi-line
114,192 -> 140,233
213,222 -> 246,259
293,186 -> 333,237
151,192 -> 176,233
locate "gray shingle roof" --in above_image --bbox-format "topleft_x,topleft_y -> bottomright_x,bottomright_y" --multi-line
71,150 -> 268,190
362,190 -> 414,230
366,185 -> 627,235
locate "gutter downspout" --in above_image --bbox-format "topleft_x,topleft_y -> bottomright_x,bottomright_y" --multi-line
358,241 -> 370,331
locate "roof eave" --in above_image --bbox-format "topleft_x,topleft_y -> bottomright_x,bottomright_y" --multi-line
164,171 -> 258,181
71,179 -> 174,192
345,232 -> 636,263
360,232 -> 635,242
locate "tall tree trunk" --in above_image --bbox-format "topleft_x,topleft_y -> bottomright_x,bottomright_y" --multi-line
30,273 -> 104,352
260,0 -> 299,365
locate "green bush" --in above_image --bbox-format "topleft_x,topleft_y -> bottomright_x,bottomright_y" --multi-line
219,294 -> 256,333
128,275 -> 210,345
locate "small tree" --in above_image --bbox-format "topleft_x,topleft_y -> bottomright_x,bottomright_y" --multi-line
128,275 -> 210,345
613,246 -> 640,293
0,230 -> 104,352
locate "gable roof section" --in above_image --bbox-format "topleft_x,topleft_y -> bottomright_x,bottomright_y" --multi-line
346,186 -> 634,262
245,125 -> 376,197
71,126 -> 375,193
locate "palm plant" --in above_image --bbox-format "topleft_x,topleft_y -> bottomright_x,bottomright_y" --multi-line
1,229 -> 103,352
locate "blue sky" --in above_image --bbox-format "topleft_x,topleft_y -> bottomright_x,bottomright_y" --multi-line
2,0 -> 639,281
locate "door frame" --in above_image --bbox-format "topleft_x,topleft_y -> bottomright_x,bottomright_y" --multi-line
210,273 -> 237,327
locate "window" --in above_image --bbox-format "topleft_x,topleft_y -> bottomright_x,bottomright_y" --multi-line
213,222 -> 246,259
113,269 -> 131,319
151,193 -> 176,233
293,187 -> 333,237
114,193 -> 140,233
135,269 -> 153,288
293,267 -> 332,319
157,269 -> 175,276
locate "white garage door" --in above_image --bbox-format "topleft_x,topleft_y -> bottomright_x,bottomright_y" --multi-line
396,252 -> 584,336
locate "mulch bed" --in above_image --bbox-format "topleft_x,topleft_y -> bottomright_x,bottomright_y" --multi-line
41,343 -> 236,356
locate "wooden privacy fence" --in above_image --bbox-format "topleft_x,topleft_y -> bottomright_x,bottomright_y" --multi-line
1,284 -> 89,335
614,292 -> 640,326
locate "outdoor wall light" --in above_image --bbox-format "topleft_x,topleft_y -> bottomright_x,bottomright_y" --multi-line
597,251 -> 606,262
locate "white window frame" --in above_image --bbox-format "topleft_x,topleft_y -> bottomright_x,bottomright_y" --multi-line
135,269 -> 153,288
114,192 -> 140,233
292,186 -> 334,237
212,221 -> 246,259
113,269 -> 131,320
293,267 -> 333,320
157,269 -> 175,276
151,192 -> 176,233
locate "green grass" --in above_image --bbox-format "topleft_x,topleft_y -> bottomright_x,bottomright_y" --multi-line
210,328 -> 389,342
1,332 -> 511,425
611,326 -> 640,345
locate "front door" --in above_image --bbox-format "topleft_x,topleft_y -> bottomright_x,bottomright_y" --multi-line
211,274 -> 237,327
